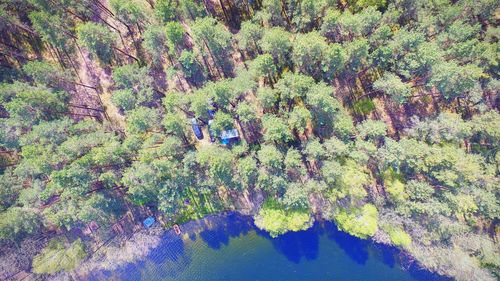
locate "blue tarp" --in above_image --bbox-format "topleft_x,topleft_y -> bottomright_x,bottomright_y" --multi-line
207,109 -> 216,119
191,118 -> 204,140
143,217 -> 155,228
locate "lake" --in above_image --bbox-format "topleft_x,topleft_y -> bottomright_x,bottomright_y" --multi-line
89,213 -> 450,281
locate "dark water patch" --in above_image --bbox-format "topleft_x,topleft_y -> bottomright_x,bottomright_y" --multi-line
199,226 -> 231,249
199,212 -> 254,249
323,221 -> 370,265
255,225 -> 320,263
374,243 -> 398,268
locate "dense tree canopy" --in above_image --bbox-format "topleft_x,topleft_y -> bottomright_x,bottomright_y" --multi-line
0,0 -> 499,280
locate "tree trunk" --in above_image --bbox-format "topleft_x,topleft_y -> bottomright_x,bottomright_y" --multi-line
280,0 -> 292,28
218,0 -> 230,23
113,46 -> 140,63
202,39 -> 224,78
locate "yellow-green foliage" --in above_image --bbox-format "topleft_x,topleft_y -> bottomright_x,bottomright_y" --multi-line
32,238 -> 87,274
334,204 -> 378,239
383,168 -> 406,202
254,203 -> 313,238
331,160 -> 370,201
349,0 -> 387,10
451,194 -> 479,219
353,98 -> 375,115
341,162 -> 370,197
387,227 -> 412,248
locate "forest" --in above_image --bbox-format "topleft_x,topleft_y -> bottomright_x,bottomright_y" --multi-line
0,0 -> 499,280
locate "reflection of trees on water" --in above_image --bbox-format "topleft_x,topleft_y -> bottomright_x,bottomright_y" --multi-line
177,213 -> 321,264
148,233 -> 186,265
140,232 -> 191,279
323,221 -> 370,265
111,213 -> 254,280
198,213 -> 253,249
255,225 -> 320,263
195,212 -> 322,264
192,214 -> 368,266
89,213 -> 450,281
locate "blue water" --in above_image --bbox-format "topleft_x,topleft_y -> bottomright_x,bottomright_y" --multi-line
89,213 -> 450,281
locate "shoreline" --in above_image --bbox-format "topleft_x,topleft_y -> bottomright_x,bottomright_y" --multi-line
55,211 -> 451,281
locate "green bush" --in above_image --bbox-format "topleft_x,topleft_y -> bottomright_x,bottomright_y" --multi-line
334,204 -> 378,239
388,227 -> 412,248
383,168 -> 407,202
352,98 -> 375,115
254,201 -> 313,237
32,238 -> 87,274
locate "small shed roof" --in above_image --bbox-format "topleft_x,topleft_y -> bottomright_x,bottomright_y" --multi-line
143,216 -> 155,228
220,128 -> 239,140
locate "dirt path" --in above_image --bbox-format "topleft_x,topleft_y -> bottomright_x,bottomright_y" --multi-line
371,98 -> 397,137
76,47 -> 126,130
72,0 -> 147,131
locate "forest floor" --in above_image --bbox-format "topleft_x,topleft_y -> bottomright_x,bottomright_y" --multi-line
75,48 -> 126,129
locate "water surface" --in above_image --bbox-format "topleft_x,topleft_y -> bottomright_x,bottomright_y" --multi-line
90,213 -> 449,281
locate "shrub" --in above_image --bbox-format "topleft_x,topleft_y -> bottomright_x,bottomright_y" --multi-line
383,168 -> 406,202
254,201 -> 313,237
32,238 -> 87,274
352,98 -> 375,115
334,204 -> 378,239
388,227 -> 412,248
